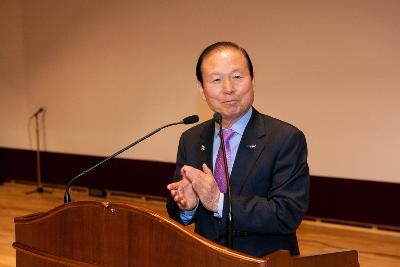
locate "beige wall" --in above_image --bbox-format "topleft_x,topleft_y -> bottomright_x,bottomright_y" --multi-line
0,0 -> 29,148
1,0 -> 399,183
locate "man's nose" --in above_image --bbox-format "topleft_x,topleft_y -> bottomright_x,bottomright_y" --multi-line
222,79 -> 234,94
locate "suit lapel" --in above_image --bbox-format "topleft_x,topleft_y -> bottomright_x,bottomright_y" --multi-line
199,120 -> 215,172
230,110 -> 266,194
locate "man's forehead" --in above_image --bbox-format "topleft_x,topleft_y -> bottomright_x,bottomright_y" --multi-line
203,49 -> 248,72
205,49 -> 247,66
205,47 -> 243,60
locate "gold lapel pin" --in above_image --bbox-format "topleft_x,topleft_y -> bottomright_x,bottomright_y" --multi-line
201,145 -> 206,151
247,144 -> 257,149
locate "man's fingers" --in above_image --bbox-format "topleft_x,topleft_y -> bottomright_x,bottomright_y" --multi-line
167,181 -> 180,190
167,179 -> 190,191
173,189 -> 184,202
181,166 -> 190,178
180,167 -> 187,178
174,195 -> 188,210
202,163 -> 212,175
179,199 -> 186,206
181,165 -> 202,183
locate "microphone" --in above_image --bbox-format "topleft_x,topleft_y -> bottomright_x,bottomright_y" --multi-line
31,107 -> 44,118
183,115 -> 199,124
213,112 -> 222,124
213,112 -> 233,249
63,115 -> 199,204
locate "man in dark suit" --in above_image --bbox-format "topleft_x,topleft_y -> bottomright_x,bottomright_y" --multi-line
166,41 -> 309,257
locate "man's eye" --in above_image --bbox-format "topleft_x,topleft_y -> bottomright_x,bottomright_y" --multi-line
233,75 -> 242,79
212,78 -> 221,83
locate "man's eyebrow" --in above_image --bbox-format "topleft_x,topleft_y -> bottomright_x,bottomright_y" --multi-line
208,68 -> 243,76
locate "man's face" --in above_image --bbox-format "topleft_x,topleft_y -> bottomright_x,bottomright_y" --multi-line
199,48 -> 255,126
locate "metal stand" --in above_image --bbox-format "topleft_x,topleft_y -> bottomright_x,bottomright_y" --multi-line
26,111 -> 51,195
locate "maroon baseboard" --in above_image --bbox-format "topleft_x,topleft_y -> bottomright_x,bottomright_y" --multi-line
1,147 -> 399,228
307,175 -> 400,228
0,147 -> 175,198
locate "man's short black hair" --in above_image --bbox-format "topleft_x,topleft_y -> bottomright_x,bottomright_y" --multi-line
196,41 -> 254,86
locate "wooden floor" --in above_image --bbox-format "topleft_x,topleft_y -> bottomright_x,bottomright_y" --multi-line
1,182 -> 399,267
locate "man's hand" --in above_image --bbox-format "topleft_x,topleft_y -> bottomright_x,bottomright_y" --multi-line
167,177 -> 198,211
181,164 -> 220,212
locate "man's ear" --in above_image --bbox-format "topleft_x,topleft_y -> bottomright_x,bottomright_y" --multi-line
252,71 -> 256,91
197,81 -> 206,101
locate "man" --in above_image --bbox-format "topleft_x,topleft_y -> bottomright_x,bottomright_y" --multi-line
166,41 -> 309,257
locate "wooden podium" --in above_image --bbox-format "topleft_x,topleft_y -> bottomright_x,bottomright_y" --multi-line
13,201 -> 359,267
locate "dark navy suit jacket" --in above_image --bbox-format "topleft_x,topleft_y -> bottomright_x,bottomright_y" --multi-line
167,108 -> 309,257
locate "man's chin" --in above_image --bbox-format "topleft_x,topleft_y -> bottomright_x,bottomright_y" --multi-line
220,110 -> 244,122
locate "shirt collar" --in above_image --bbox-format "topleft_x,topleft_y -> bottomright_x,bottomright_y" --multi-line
214,107 -> 253,136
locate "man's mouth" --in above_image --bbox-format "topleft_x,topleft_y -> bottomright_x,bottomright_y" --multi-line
223,100 -> 238,104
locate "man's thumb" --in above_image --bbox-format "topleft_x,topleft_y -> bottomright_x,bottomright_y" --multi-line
202,163 -> 212,175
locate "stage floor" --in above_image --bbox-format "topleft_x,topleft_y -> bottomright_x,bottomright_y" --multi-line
1,182 -> 399,267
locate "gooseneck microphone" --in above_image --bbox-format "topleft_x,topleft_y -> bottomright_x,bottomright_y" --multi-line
213,112 -> 233,249
63,115 -> 199,204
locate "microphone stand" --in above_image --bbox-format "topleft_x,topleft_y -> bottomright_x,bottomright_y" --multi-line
26,109 -> 51,195
64,115 -> 199,204
217,120 -> 233,249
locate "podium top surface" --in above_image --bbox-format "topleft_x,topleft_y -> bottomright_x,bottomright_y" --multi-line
14,200 -> 359,267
